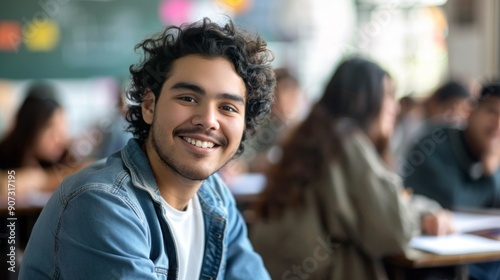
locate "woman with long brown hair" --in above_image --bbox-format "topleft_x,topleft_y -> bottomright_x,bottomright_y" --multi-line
250,58 -> 454,280
0,81 -> 84,196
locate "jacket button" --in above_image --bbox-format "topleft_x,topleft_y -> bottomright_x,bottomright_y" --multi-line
215,233 -> 222,238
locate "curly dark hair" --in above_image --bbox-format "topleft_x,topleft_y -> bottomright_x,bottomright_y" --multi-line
126,17 -> 276,155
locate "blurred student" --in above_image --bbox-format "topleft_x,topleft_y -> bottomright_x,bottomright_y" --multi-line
221,68 -> 306,183
404,82 -> 500,209
392,81 -> 472,161
20,18 -> 274,279
244,67 -> 305,172
391,94 -> 425,159
0,82 -> 77,196
403,83 -> 500,280
422,80 -> 472,130
250,58 -> 454,280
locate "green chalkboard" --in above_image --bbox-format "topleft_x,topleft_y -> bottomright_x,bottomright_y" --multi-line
0,0 -> 165,79
0,0 -> 285,79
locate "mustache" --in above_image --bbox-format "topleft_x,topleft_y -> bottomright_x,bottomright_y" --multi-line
173,127 -> 228,147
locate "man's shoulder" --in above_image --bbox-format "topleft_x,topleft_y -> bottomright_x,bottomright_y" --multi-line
60,152 -> 131,196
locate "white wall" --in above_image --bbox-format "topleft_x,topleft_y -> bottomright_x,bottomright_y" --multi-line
444,0 -> 499,82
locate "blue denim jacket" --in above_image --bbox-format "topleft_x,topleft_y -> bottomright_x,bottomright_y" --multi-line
19,139 -> 270,280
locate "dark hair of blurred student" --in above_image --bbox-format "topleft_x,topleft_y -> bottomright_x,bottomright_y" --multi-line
0,81 -> 72,195
0,82 -> 68,169
250,58 -> 454,280
423,80 -> 472,128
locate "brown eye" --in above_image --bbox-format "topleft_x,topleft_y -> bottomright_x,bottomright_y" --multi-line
178,97 -> 196,103
220,105 -> 237,112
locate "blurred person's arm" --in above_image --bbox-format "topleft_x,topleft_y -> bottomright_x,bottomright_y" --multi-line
408,192 -> 455,235
323,131 -> 419,258
0,161 -> 89,200
46,146 -> 96,190
421,210 -> 455,236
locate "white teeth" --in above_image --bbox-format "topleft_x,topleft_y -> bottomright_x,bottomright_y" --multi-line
182,137 -> 215,149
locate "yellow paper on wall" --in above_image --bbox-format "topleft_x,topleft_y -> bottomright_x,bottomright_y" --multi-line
216,0 -> 251,14
23,19 -> 60,52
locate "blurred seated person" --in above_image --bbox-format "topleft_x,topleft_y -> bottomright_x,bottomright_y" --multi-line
393,80 -> 472,162
391,94 -> 425,159
421,79 -> 472,130
250,58 -> 454,280
220,68 -> 306,182
403,82 -> 500,280
0,81 -> 85,198
246,68 -> 306,170
404,82 -> 500,209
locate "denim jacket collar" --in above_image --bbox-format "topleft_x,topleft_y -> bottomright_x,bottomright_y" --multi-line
121,139 -> 163,202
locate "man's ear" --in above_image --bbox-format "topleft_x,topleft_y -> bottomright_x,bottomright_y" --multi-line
142,89 -> 156,125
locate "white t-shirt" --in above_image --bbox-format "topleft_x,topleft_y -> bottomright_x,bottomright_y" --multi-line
162,195 -> 205,280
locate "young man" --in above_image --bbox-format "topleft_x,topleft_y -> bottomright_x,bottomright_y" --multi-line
20,18 -> 276,280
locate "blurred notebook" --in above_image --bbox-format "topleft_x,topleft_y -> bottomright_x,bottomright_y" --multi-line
452,211 -> 500,240
410,211 -> 500,255
410,234 -> 500,255
452,212 -> 500,233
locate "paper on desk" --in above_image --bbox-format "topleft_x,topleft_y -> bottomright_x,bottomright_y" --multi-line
452,212 -> 500,233
227,173 -> 266,195
410,233 -> 500,255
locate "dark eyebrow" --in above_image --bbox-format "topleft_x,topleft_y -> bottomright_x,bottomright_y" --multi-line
170,82 -> 205,94
171,82 -> 245,105
217,93 -> 245,105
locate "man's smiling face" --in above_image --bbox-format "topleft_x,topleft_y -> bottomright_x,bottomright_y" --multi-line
142,54 -> 246,181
